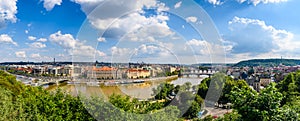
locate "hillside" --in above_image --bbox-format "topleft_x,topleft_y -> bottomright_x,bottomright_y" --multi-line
234,59 -> 300,67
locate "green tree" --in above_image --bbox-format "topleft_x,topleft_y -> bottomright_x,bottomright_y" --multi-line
229,83 -> 298,121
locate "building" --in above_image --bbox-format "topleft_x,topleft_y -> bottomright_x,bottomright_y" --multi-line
165,66 -> 177,73
259,77 -> 271,87
126,68 -> 150,79
246,75 -> 255,86
253,76 -> 261,92
232,71 -> 241,80
87,66 -> 122,80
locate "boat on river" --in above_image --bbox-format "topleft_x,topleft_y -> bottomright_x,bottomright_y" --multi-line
133,79 -> 145,83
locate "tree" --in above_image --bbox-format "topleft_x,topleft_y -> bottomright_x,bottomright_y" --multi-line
277,72 -> 300,105
152,83 -> 175,100
219,78 -> 249,105
229,83 -> 298,121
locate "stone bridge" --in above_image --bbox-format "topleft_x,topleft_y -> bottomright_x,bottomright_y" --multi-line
180,69 -> 217,78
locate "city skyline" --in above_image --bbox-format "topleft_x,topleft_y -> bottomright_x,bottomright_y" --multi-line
1,0 -> 300,64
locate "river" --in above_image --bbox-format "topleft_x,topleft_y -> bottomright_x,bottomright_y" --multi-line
49,76 -> 208,99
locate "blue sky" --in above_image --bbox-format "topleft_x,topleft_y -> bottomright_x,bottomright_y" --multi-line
0,0 -> 299,64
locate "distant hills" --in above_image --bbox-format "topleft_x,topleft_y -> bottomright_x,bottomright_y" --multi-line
234,59 -> 300,67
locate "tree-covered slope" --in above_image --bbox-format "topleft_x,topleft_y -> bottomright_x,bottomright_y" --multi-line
234,59 -> 300,67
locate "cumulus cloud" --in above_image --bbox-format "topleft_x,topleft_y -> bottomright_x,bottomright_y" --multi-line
186,16 -> 198,23
30,53 -> 41,58
0,0 -> 18,26
73,0 -> 172,42
97,37 -> 106,42
49,31 -> 76,49
207,0 -> 223,5
185,39 -> 229,56
111,46 -> 131,56
122,14 -> 173,42
37,38 -> 47,42
174,1 -> 182,9
28,36 -> 37,41
42,0 -> 62,11
49,31 -> 106,58
30,42 -> 46,48
226,16 -> 295,55
15,51 -> 26,58
236,0 -> 288,6
0,34 -> 17,46
110,44 -> 175,63
206,0 -> 287,6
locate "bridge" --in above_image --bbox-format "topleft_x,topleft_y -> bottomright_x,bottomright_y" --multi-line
39,79 -> 69,87
180,69 -> 217,78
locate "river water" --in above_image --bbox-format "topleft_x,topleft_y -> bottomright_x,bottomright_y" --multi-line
51,76 -> 207,99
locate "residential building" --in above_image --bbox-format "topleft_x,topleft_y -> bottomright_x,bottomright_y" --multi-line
126,68 -> 150,79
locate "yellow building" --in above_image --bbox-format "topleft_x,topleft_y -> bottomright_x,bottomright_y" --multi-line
87,66 -> 122,79
126,68 -> 150,79
260,78 -> 271,87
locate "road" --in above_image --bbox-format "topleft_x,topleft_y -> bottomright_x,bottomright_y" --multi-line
202,107 -> 232,118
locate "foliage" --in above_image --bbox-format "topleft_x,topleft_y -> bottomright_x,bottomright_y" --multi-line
197,77 -> 211,99
229,83 -> 299,121
219,78 -> 250,104
0,70 -> 180,120
109,94 -> 165,114
276,72 -> 300,105
152,83 -> 176,100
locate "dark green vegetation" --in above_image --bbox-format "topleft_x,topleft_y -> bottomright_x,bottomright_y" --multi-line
0,70 -> 180,121
234,59 -> 300,67
1,69 -> 300,121
194,72 -> 300,121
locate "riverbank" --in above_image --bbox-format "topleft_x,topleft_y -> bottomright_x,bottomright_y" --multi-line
68,75 -> 179,86
144,75 -> 178,82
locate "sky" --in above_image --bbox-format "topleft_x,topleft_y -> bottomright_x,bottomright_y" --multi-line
0,0 -> 299,64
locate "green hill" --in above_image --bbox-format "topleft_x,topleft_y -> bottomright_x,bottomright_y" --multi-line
234,59 -> 300,67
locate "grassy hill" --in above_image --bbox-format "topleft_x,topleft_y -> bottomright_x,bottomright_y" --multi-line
234,59 -> 300,67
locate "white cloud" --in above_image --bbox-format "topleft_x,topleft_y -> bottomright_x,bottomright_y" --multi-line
0,34 -> 17,46
207,0 -> 223,5
73,42 -> 106,57
30,42 -> 46,49
25,30 -> 29,34
0,0 -> 17,25
206,0 -> 287,6
236,0 -> 288,6
30,53 -> 41,58
37,38 -> 47,42
111,46 -> 131,56
73,0 -> 172,42
185,39 -> 229,56
186,39 -> 208,47
174,1 -> 182,9
227,16 -> 296,54
186,16 -> 198,23
97,37 -> 106,42
123,14 -> 173,42
49,31 -> 76,49
49,31 -> 106,58
28,36 -> 37,41
42,0 -> 62,11
15,51 -> 26,58
110,44 -> 175,63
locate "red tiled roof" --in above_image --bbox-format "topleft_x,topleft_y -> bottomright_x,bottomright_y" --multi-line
93,66 -> 116,71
